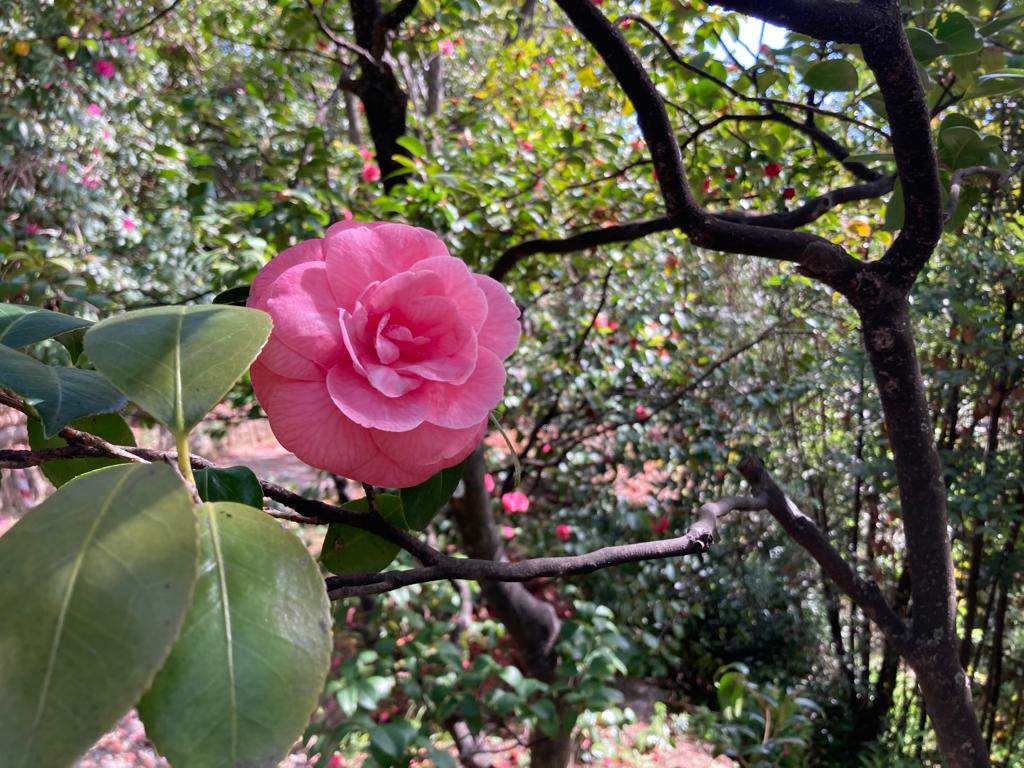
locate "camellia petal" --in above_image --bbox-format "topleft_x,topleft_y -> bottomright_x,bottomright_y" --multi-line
412,256 -> 488,331
371,420 -> 486,470
426,348 -> 507,429
326,356 -> 429,432
259,335 -> 324,381
264,261 -> 345,367
248,239 -> 323,309
474,275 -> 521,360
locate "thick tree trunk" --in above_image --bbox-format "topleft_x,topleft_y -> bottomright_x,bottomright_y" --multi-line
859,297 -> 988,767
451,448 -> 573,768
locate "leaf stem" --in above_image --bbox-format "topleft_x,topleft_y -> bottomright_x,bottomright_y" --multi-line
175,432 -> 196,487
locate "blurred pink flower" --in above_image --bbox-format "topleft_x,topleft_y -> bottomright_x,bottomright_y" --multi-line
127,42 -> 137,53
634,405 -> 649,420
555,524 -> 571,542
360,163 -> 381,183
651,515 -> 669,535
122,218 -> 136,230
501,491 -> 529,514
340,208 -> 354,221
519,140 -> 534,151
545,56 -> 556,65
25,223 -> 40,235
85,103 -> 103,116
93,59 -> 116,79
484,473 -> 495,493
247,221 -> 521,487
358,147 -> 373,161
57,162 -> 67,173
501,525 -> 516,539
438,39 -> 455,55
82,176 -> 101,189
594,314 -> 618,331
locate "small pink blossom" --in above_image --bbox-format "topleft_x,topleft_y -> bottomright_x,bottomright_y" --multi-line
340,208 -> 354,221
25,223 -> 40,235
541,443 -> 551,453
484,473 -> 495,493
635,405 -> 649,420
360,163 -> 381,183
102,130 -> 111,140
501,491 -> 530,514
85,103 -> 103,116
93,58 -> 116,79
327,755 -> 344,768
57,162 -> 67,173
121,218 -> 136,230
545,56 -> 556,65
82,176 -> 101,189
358,147 -> 373,161
519,140 -> 534,151
246,221 -> 521,488
555,524 -> 571,542
438,39 -> 455,56
594,314 -> 618,332
501,525 -> 516,539
127,42 -> 137,53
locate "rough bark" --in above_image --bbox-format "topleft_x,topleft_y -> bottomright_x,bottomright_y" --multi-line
451,448 -> 573,768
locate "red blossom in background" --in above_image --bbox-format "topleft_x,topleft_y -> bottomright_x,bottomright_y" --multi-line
121,218 -> 136,230
651,514 -> 669,535
484,473 -> 495,493
593,314 -> 618,331
634,405 -> 649,420
783,186 -> 796,200
501,525 -> 516,539
93,59 -> 116,79
358,147 -> 373,161
360,163 -> 381,183
501,491 -> 530,513
25,223 -> 40,235
763,162 -> 782,178
85,103 -> 103,116
555,524 -> 571,542
438,39 -> 455,55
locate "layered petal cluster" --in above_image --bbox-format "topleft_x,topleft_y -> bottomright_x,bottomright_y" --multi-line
248,221 -> 521,487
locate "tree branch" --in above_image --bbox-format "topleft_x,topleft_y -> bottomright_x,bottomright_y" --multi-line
304,0 -> 378,66
711,0 -> 880,44
380,0 -> 419,30
738,455 -> 911,653
325,494 -> 766,598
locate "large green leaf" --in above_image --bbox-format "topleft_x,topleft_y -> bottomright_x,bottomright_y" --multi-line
969,69 -> 1024,98
138,502 -> 332,768
27,412 -> 137,487
0,463 -> 198,768
0,345 -> 127,437
936,12 -> 984,55
195,465 -> 264,509
83,305 -> 272,437
906,28 -> 947,63
0,304 -> 91,348
321,494 -> 407,575
802,59 -> 858,92
400,462 -> 465,531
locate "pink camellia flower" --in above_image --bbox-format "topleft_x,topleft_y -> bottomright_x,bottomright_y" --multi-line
122,218 -> 136,230
25,223 -> 40,235
634,404 -> 649,420
484,473 -> 495,493
57,162 -> 67,173
438,39 -> 455,56
93,58 -> 116,79
519,139 -> 534,151
651,514 -> 669,535
501,525 -> 516,540
86,103 -> 103,116
555,524 -> 571,542
361,163 -> 381,183
247,221 -> 521,488
82,176 -> 101,189
358,147 -> 373,161
501,491 -> 530,514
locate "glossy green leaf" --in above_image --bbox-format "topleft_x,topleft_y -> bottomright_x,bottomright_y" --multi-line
883,180 -> 905,232
0,463 -> 198,768
0,345 -> 127,437
321,494 -> 407,575
969,69 -> 1024,97
138,502 -> 332,768
27,413 -> 137,487
936,12 -> 984,55
195,465 -> 264,508
802,59 -> 858,92
400,462 -> 465,531
906,28 -> 947,62
84,305 -> 272,437
0,304 -> 91,348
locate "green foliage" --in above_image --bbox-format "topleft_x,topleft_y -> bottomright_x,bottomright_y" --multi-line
0,463 -> 198,767
138,502 -> 332,768
321,494 -> 407,575
194,465 -> 264,508
84,305 -> 271,437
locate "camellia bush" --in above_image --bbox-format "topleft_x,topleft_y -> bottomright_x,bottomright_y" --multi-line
2,0 -> 1023,767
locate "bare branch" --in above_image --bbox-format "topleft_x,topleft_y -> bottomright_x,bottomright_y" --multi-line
738,456 -> 911,653
304,0 -> 378,66
325,494 -> 767,598
943,164 -> 1024,225
711,1 -> 879,44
